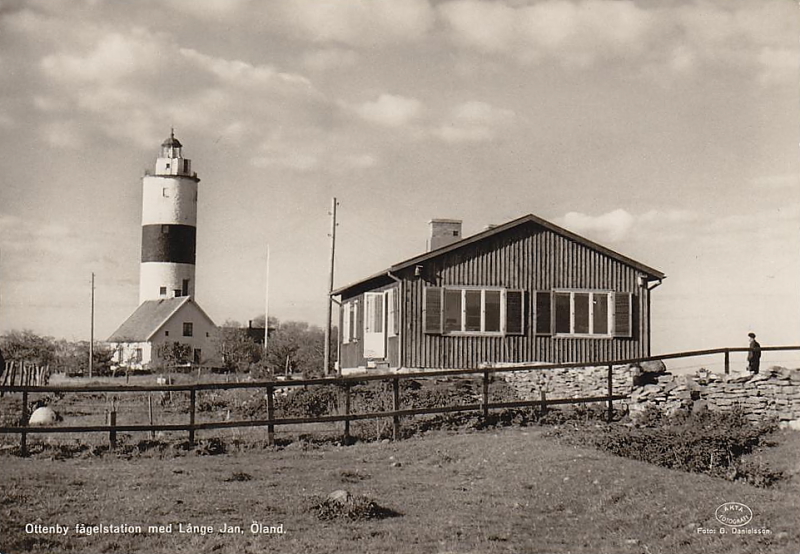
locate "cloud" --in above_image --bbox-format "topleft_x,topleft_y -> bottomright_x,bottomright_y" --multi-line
42,120 -> 86,149
438,0 -> 798,83
434,100 -> 515,143
180,48 -> 313,90
439,0 -> 654,65
559,209 -> 637,242
356,94 -> 423,127
277,0 -> 435,47
558,209 -> 697,243
756,47 -> 799,86
41,28 -> 166,84
251,152 -> 321,172
28,13 -> 333,151
163,0 -> 249,20
302,48 -> 359,72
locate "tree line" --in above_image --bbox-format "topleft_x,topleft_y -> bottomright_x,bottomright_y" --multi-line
0,317 -> 337,379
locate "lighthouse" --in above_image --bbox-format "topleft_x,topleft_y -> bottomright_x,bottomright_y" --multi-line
108,130 -> 217,371
139,130 -> 200,304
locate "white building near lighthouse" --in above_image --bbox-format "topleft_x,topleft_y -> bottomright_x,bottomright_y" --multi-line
108,131 -> 218,370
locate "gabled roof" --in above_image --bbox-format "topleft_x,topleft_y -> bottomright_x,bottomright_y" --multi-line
333,213 -> 665,296
107,297 -> 215,342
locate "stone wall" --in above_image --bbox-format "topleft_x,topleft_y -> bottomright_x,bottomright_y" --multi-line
629,366 -> 800,424
495,362 -> 800,425
498,363 -> 637,408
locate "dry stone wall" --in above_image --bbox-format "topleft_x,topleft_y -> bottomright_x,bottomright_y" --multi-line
629,366 -> 800,424
495,362 -> 800,425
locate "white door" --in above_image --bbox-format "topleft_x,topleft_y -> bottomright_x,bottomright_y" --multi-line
363,292 -> 386,359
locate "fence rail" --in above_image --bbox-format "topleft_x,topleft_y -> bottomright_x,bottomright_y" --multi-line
1,345 -> 798,456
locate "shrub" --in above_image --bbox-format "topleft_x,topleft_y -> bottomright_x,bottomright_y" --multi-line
312,494 -> 400,521
587,407 -> 780,486
276,387 -> 338,418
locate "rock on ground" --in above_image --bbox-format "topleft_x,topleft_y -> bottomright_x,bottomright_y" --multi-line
29,407 -> 58,426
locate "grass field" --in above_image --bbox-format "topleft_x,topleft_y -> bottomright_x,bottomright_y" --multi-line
2,423 -> 798,554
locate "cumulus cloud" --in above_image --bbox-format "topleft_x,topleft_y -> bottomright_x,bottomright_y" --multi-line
438,0 -> 798,83
42,121 -> 86,149
180,48 -> 313,90
29,14 -> 331,151
558,209 -> 697,243
439,0 -> 654,65
277,0 -> 435,46
302,48 -> 360,71
434,100 -> 515,143
41,28 -> 166,84
356,94 -> 423,127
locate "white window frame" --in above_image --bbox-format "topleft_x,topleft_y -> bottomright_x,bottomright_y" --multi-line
553,289 -> 614,338
342,300 -> 359,344
442,286 -> 506,336
363,293 -> 385,334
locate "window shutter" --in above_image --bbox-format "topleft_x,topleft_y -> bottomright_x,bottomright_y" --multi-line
613,292 -> 632,338
352,301 -> 359,341
423,287 -> 443,334
392,288 -> 400,334
535,291 -> 552,336
342,302 -> 351,343
505,290 -> 524,335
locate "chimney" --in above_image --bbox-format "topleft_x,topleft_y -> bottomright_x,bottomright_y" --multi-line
428,219 -> 463,251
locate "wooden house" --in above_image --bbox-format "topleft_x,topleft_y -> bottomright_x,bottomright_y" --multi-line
332,214 -> 665,374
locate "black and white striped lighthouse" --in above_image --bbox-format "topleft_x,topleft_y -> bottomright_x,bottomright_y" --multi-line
139,130 -> 200,304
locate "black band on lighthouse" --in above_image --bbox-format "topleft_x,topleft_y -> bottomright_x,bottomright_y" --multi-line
141,224 -> 196,264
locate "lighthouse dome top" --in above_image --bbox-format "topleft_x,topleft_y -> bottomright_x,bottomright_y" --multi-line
161,129 -> 183,149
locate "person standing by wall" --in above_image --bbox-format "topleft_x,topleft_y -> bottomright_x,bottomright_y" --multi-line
747,332 -> 761,374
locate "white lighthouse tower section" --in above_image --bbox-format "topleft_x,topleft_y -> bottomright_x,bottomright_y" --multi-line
139,131 -> 201,304
141,176 -> 198,226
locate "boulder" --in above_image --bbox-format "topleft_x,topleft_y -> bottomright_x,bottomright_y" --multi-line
327,490 -> 352,504
779,419 -> 800,432
632,361 -> 667,386
29,406 -> 58,426
638,360 -> 667,375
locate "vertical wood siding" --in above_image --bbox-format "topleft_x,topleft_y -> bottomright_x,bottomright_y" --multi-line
400,222 -> 652,369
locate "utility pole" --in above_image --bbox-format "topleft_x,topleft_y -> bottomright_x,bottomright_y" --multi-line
89,272 -> 95,379
324,197 -> 338,376
264,244 -> 270,361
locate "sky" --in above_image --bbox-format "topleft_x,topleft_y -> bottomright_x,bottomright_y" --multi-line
0,0 -> 798,367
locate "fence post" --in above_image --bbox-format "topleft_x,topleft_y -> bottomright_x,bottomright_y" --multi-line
607,364 -> 613,423
148,394 -> 155,439
343,382 -> 351,445
109,410 -> 117,448
266,384 -> 275,446
724,349 -> 730,375
482,371 -> 490,420
540,390 -> 547,415
20,389 -> 28,456
392,377 -> 400,441
189,388 -> 196,446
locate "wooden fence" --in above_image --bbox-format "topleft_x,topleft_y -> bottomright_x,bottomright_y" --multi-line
0,361 -> 50,391
1,345 -> 798,456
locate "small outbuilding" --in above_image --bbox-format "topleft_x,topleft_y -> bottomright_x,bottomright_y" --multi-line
107,296 -> 217,370
333,214 -> 665,374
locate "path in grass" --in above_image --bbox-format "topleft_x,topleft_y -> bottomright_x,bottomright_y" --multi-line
2,426 -> 798,554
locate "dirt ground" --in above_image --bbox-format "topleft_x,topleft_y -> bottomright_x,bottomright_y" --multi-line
2,424 -> 798,554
